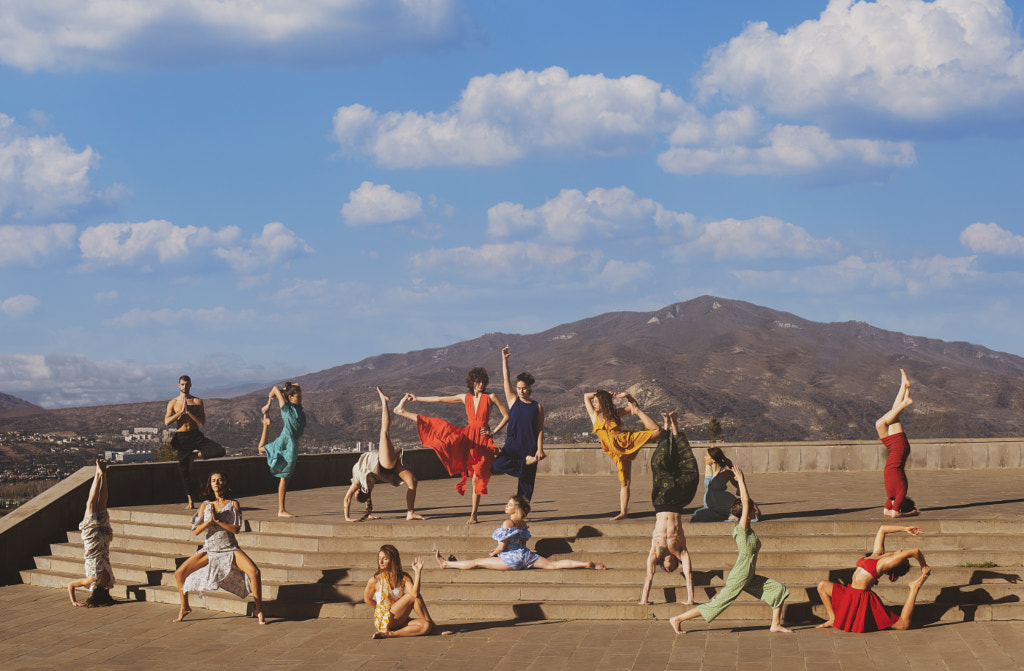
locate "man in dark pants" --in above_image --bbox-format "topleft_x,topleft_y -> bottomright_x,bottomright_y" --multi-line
164,375 -> 226,509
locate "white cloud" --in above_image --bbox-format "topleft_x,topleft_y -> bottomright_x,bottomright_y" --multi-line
960,222 -> 1024,255
697,0 -> 1024,123
79,219 -> 240,265
1,294 -> 40,317
487,186 -> 696,242
676,216 -> 843,260
733,253 -> 979,295
104,306 -> 258,329
0,223 -> 76,265
341,181 -> 423,226
94,290 -> 118,303
411,241 -> 602,276
214,222 -> 313,273
0,0 -> 475,72
0,113 -> 126,221
333,67 -> 693,167
598,260 -> 654,289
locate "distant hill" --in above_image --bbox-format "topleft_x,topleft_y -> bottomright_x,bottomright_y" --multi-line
0,392 -> 40,412
2,296 -> 1022,446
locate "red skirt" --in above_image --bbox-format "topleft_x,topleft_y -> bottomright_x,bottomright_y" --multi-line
831,583 -> 900,632
415,416 -> 497,495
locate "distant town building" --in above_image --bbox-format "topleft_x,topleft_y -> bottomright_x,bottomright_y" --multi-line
104,449 -> 155,463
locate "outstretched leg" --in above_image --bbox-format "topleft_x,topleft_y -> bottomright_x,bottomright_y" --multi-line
85,459 -> 109,517
668,606 -> 704,634
532,557 -> 606,570
627,396 -> 665,439
891,567 -> 930,630
377,387 -> 399,470
233,550 -> 266,624
173,552 -> 209,622
434,550 -> 509,571
876,369 -> 913,440
393,394 -> 419,423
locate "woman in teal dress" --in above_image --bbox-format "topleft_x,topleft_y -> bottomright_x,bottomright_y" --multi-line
669,466 -> 792,634
258,382 -> 306,518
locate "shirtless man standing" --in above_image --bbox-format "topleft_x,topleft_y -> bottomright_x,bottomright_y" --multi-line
164,375 -> 226,509
640,411 -> 698,606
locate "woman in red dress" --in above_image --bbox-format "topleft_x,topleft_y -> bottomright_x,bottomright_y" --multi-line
395,367 -> 509,524
816,525 -> 930,632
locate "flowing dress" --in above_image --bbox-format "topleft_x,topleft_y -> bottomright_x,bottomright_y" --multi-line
828,557 -> 902,632
416,394 -> 497,496
493,525 -> 540,570
492,399 -> 542,500
182,501 -> 252,599
263,400 -> 306,479
696,524 -> 789,622
593,418 -> 656,481
80,510 -> 115,590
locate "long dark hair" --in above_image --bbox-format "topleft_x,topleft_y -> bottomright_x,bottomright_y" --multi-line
594,390 -> 618,424
706,447 -> 733,469
375,544 -> 409,585
85,587 -> 116,607
510,495 -> 531,518
466,367 -> 489,393
201,472 -> 232,501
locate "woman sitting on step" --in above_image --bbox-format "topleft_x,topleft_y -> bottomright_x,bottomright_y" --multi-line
365,545 -> 448,638
816,525 -> 930,632
173,472 -> 265,624
690,447 -> 760,523
434,496 -> 606,571
68,459 -> 116,608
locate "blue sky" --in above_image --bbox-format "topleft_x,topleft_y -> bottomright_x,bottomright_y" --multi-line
1,0 -> 1023,407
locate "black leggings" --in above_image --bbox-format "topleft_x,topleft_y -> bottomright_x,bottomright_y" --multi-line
171,430 -> 226,499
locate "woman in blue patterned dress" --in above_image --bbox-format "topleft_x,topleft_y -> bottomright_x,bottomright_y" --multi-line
258,382 -> 306,518
434,496 -> 606,571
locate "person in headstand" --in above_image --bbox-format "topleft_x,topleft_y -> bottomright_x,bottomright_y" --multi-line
173,472 -> 265,624
344,387 -> 426,522
816,525 -> 930,632
669,466 -> 792,635
491,346 -> 545,502
690,447 -> 760,523
365,545 -> 447,638
164,375 -> 227,510
877,369 -> 918,518
434,496 -> 606,571
394,368 -> 509,524
258,382 -> 305,518
584,389 -> 664,520
68,459 -> 116,608
641,411 -> 698,606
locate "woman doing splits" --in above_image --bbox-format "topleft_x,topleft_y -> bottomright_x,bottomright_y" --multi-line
584,390 -> 665,520
816,526 -> 931,632
491,346 -> 545,501
258,382 -> 306,518
173,472 -> 265,624
435,496 -> 606,571
344,388 -> 426,522
669,466 -> 792,635
68,459 -> 116,608
877,369 -> 918,518
641,412 -> 698,606
394,368 -> 509,524
365,545 -> 443,638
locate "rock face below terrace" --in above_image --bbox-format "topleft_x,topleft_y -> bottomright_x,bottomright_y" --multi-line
4,296 -> 1024,446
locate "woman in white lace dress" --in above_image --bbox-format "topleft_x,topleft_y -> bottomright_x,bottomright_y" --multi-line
173,472 -> 265,624
68,459 -> 116,607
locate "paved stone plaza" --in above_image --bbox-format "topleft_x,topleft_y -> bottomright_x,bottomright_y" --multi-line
3,468 -> 1024,670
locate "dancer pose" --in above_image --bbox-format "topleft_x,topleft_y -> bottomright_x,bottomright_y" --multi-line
584,390 -> 664,520
173,472 -> 265,624
365,545 -> 442,638
344,388 -> 426,522
435,496 -> 606,571
877,369 -> 918,518
669,466 -> 792,635
259,382 -> 306,518
491,346 -> 545,501
164,375 -> 227,510
690,447 -> 760,523
641,412 -> 698,606
394,368 -> 509,524
816,526 -> 930,631
68,459 -> 116,607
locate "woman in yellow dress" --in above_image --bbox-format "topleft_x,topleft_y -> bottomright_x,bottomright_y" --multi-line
584,390 -> 664,520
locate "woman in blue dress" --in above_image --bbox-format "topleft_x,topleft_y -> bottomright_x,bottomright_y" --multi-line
258,382 -> 306,518
434,496 -> 606,571
491,346 -> 545,501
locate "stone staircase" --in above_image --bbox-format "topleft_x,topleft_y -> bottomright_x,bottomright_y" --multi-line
19,508 -> 1024,624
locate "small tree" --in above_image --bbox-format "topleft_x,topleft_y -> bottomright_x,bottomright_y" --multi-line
708,417 -> 723,443
155,442 -> 176,462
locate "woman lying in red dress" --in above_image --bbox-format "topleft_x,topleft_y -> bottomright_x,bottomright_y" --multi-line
816,525 -> 930,632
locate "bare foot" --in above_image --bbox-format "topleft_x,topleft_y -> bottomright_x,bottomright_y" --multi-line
525,451 -> 547,465
278,511 -> 296,518
884,508 -> 895,517
434,549 -> 447,569
466,516 -> 478,525
815,620 -> 834,629
669,615 -> 686,634
96,458 -> 108,473
371,631 -> 389,639
256,611 -> 266,625
900,368 -> 910,390
771,624 -> 794,633
679,600 -> 693,606
184,502 -> 195,511
407,512 -> 427,521
377,386 -> 390,404
590,562 -> 607,570
910,566 -> 931,588
395,393 -> 413,414
611,512 -> 628,521
173,606 -> 191,622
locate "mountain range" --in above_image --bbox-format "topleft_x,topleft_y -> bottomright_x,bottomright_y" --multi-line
2,296 -> 1022,447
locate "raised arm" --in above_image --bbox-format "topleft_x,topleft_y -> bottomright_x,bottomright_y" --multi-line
411,393 -> 465,404
734,466 -> 751,531
502,346 -> 516,407
583,392 -> 599,423
871,525 -> 923,557
268,385 -> 286,409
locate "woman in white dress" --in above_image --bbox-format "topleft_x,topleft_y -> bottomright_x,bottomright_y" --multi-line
67,459 -> 116,607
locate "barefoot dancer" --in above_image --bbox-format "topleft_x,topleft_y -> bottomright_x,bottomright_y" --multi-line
641,412 -> 698,606
164,375 -> 227,510
344,388 -> 426,522
258,382 -> 305,518
669,467 -> 792,635
68,459 -> 116,608
877,369 -> 918,518
435,496 -> 607,571
492,346 -> 545,501
365,545 -> 446,638
173,472 -> 265,624
816,526 -> 930,631
394,369 -> 509,524
584,390 -> 664,520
